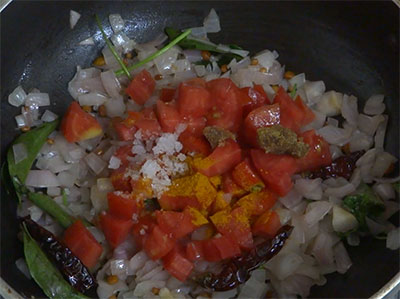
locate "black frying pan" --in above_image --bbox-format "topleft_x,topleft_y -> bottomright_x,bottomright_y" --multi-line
1,1 -> 399,298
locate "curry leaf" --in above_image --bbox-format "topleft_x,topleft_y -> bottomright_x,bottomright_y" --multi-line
7,119 -> 59,185
22,226 -> 89,299
29,192 -> 74,229
290,84 -> 297,98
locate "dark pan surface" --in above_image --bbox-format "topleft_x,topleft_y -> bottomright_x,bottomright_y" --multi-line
1,1 -> 399,298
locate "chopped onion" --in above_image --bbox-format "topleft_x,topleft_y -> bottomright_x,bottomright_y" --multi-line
189,26 -> 207,38
15,114 -> 26,128
128,251 -> 148,275
203,8 -> 220,33
365,217 -> 387,235
279,189 -> 303,209
183,50 -> 202,63
374,114 -> 388,149
324,183 -> 356,198
371,151 -> 397,178
85,152 -> 107,175
311,232 -> 334,266
315,91 -> 343,116
317,125 -> 351,146
341,95 -> 358,126
266,252 -> 303,280
332,205 -> 358,233
100,70 -> 122,99
69,10 -> 81,29
326,117 -> 339,127
111,32 -> 135,53
333,242 -> 352,274
104,96 -> 125,118
102,46 -> 122,70
25,93 -> 50,107
87,226 -> 106,243
8,86 -> 27,107
301,109 -> 326,132
289,73 -> 306,88
57,171 -> 77,188
194,64 -> 206,77
304,81 -> 326,104
12,143 -> 28,164
373,183 -> 395,200
294,178 -> 323,200
357,114 -> 384,136
154,46 -> 180,75
230,56 -> 250,73
304,201 -> 332,226
25,170 -> 60,187
109,14 -> 125,33
364,94 -> 385,115
349,130 -> 373,152
90,185 -> 108,212
386,228 -> 400,250
69,74 -> 106,100
254,50 -> 276,69
41,110 -> 58,122
78,92 -> 108,106
374,176 -> 400,184
16,258 -> 31,279
79,37 -> 95,45
230,48 -> 249,57
329,145 -> 343,160
346,233 -> 360,246
191,224 -> 214,241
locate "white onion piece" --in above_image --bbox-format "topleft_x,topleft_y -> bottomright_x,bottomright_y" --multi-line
294,178 -> 323,200
113,236 -> 136,260
266,253 -> 303,280
357,114 -> 384,136
79,37 -> 94,45
346,233 -> 360,246
104,97 -> 125,118
100,70 -> 122,98
183,49 -> 202,63
25,93 -> 50,107
333,242 -> 352,274
47,187 -> 61,197
374,176 -> 400,184
90,185 -> 108,212
373,183 -> 395,200
87,226 -> 106,243
133,281 -> 166,297
230,56 -> 251,73
16,258 -> 31,279
41,110 -> 58,122
324,183 -> 355,198
349,130 -> 373,152
109,14 -> 125,33
26,170 -> 60,187
69,76 -> 107,100
382,200 -> 399,220
386,228 -> 400,250
254,50 -> 276,69
85,153 -> 107,175
76,67 -> 101,80
128,251 -> 148,275
189,26 -> 207,38
326,117 -> 338,127
69,10 -> 81,29
191,224 -> 214,241
315,91 -> 343,116
194,64 -> 206,77
317,125 -> 351,146
304,201 -> 332,226
8,86 -> 27,107
304,81 -> 326,104
12,143 -> 27,164
102,46 -> 121,70
289,73 -> 306,88
15,114 -> 26,128
230,48 -> 250,57
97,178 -> 114,193
365,217 -> 387,235
329,145 -> 343,160
332,205 -> 358,233
364,94 -> 385,115
279,189 -> 303,209
301,109 -> 326,132
371,151 -> 397,178
311,232 -> 334,266
341,95 -> 358,126
78,92 -> 108,106
154,46 -> 180,75
374,114 -> 388,150
111,32 -> 135,53
203,8 -> 220,33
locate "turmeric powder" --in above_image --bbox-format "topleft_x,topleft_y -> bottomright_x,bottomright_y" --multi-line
187,207 -> 209,226
212,191 -> 230,213
209,175 -> 222,189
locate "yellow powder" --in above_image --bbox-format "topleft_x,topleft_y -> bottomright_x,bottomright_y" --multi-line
187,207 -> 209,226
209,175 -> 222,189
210,209 -> 231,227
213,191 -> 229,213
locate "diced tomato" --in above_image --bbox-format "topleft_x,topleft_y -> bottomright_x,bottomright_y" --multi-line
211,235 -> 241,260
178,79 -> 212,118
294,95 -> 315,126
156,100 -> 181,133
179,135 -> 211,156
114,145 -> 133,165
125,69 -> 155,105
160,88 -> 176,102
63,220 -> 103,268
210,207 -> 253,249
296,130 -> 332,173
244,103 -> 280,147
252,210 -> 281,238
163,247 -> 194,281
251,149 -> 297,197
186,241 -> 205,261
159,194 -> 199,211
273,86 -> 310,132
206,78 -> 243,133
107,192 -> 138,220
222,172 -> 247,198
202,239 -> 222,262
110,165 -> 132,192
134,118 -> 162,139
181,116 -> 207,138
132,215 -> 157,248
231,159 -> 265,192
144,225 -> 175,260
100,212 -> 133,248
61,102 -> 103,143
240,84 -> 270,117
195,139 -> 242,177
113,117 -> 137,141
234,190 -> 278,216
156,210 -> 196,239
